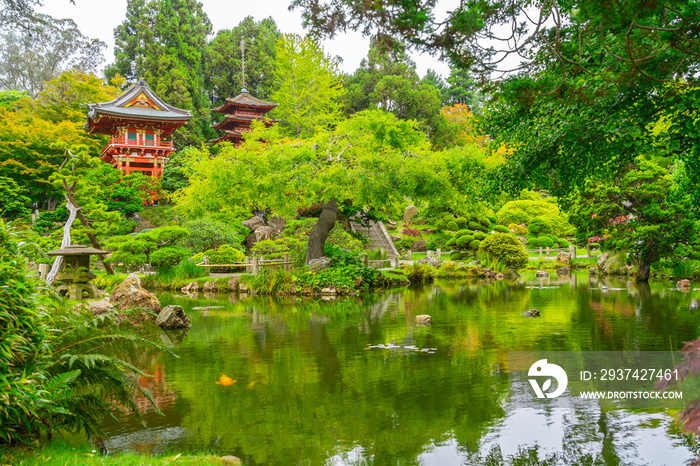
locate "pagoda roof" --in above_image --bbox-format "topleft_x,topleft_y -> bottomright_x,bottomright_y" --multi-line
212,88 -> 278,114
86,80 -> 192,135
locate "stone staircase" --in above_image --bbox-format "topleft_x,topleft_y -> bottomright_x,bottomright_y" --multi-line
349,219 -> 400,259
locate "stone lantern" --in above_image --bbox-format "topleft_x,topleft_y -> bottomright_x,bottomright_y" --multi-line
47,244 -> 108,300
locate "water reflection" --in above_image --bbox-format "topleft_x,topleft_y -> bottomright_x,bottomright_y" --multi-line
102,272 -> 700,464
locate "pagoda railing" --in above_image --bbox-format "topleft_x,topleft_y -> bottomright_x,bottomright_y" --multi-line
107,137 -> 174,148
233,110 -> 263,118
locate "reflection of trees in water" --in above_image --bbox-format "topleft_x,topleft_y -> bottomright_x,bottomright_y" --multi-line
104,283 -> 700,463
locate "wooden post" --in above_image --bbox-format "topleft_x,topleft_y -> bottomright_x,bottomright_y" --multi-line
38,263 -> 49,280
539,247 -> 543,258
407,250 -> 412,260
587,244 -> 591,259
252,256 -> 259,276
546,247 -> 550,257
363,254 -> 368,267
437,249 -> 442,261
284,253 -> 289,271
395,256 -> 401,269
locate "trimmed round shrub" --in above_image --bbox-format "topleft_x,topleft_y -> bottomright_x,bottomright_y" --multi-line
494,225 -> 510,234
455,217 -> 468,227
528,217 -> 553,236
456,235 -> 474,249
479,233 -> 529,269
456,229 -> 474,237
150,246 -> 191,268
508,223 -> 528,235
446,237 -> 457,248
469,239 -> 482,250
477,217 -> 491,229
468,221 -> 483,231
529,236 -> 554,248
445,220 -> 459,231
451,251 -> 468,260
557,238 -> 570,248
473,231 -> 487,241
205,244 -> 246,264
486,214 -> 498,225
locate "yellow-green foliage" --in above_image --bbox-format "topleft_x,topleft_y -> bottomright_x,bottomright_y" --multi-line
497,198 -> 574,236
194,244 -> 245,264
479,233 -> 529,269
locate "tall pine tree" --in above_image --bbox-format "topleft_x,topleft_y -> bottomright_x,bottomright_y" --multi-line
108,0 -> 212,144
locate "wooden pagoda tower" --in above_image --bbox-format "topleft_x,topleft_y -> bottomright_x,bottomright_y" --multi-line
211,88 -> 278,145
85,80 -> 192,183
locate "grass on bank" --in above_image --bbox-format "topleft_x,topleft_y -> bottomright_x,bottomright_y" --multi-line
0,441 -> 240,466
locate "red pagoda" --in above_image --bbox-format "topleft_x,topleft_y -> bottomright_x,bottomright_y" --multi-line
211,88 -> 277,145
85,80 -> 192,181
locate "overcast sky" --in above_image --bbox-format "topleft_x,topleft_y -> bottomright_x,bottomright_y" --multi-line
38,0 -> 456,79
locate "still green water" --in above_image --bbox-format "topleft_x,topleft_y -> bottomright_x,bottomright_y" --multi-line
104,272 -> 700,465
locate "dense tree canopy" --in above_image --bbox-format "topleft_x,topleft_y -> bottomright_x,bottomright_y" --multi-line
271,34 -> 345,138
204,16 -> 280,106
109,0 -> 212,144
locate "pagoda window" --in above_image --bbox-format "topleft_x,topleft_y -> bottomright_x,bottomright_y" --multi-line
128,132 -> 137,142
146,134 -> 154,145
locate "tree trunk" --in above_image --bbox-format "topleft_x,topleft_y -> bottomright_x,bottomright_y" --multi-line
636,258 -> 651,282
46,200 -> 78,285
306,198 -> 338,264
63,172 -> 115,275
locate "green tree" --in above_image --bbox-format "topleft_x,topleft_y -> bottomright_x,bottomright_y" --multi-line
177,110 -> 465,262
569,157 -> 698,281
271,34 -> 345,138
109,0 -> 212,144
0,175 -> 30,219
0,13 -> 105,97
203,16 -> 280,105
0,71 -> 116,208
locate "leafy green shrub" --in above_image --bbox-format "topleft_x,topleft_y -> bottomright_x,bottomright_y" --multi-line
672,259 -> 700,279
183,217 -> 244,253
455,217 -> 468,227
456,229 -> 474,237
498,198 -> 575,236
252,237 -> 305,259
445,220 -> 459,231
0,224 -> 47,443
508,223 -> 528,235
396,237 -> 415,250
528,217 -> 553,236
469,239 -> 482,249
105,234 -> 157,271
473,231 -> 487,241
403,262 -> 434,284
204,244 -> 246,264
479,232 -> 529,269
150,246 -> 190,268
32,207 -> 69,234
528,236 -> 555,248
468,221 -> 483,231
486,214 -> 498,225
494,225 -> 510,234
456,235 -> 474,249
451,251 -> 468,261
327,226 -> 365,253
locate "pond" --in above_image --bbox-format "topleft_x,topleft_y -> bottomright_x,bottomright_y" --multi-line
102,272 -> 700,465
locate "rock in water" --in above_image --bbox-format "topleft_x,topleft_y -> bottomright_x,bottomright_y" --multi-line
522,309 -> 540,317
677,279 -> 691,291
535,270 -> 549,279
181,281 -> 199,294
110,274 -> 160,312
156,305 -> 192,329
415,315 -> 432,325
556,252 -> 571,266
